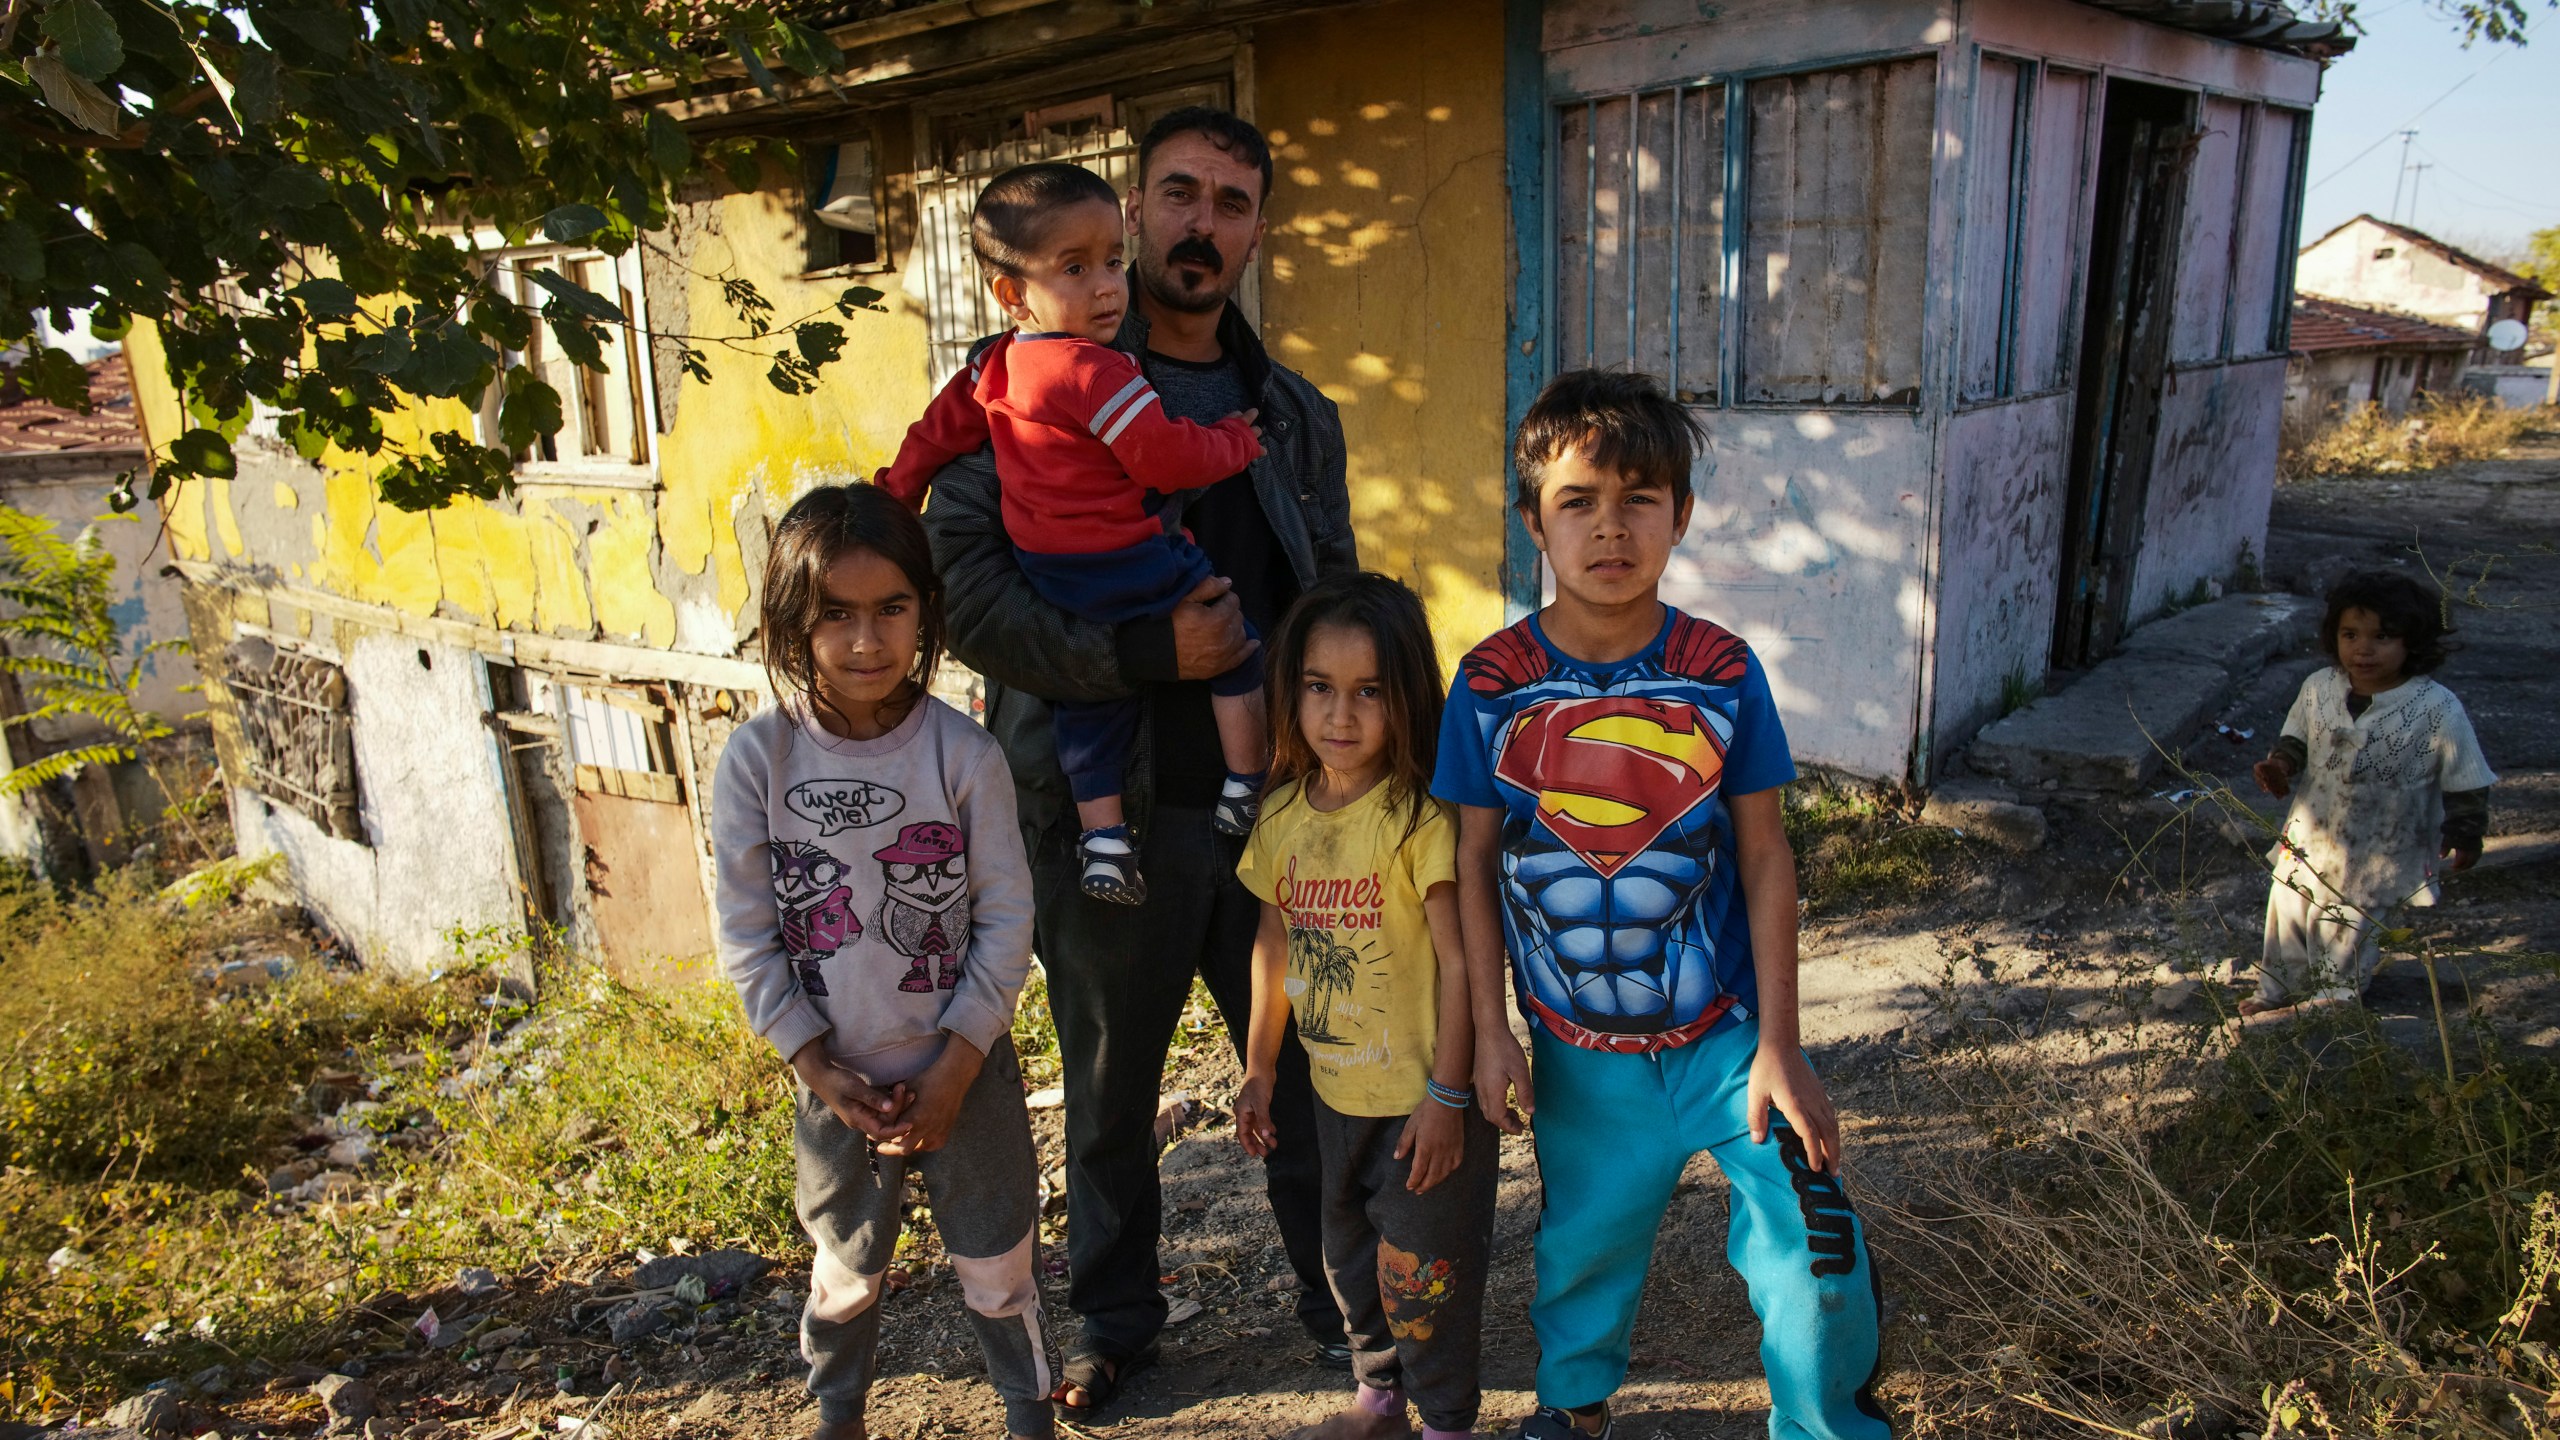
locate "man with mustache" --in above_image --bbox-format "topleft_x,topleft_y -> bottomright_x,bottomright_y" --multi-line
924,107 -> 1360,1416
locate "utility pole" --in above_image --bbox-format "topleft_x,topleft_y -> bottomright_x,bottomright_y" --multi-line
2388,129 -> 2420,223
2406,162 -> 2431,229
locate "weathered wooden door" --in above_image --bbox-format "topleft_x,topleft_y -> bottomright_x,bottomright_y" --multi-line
2054,80 -> 2193,668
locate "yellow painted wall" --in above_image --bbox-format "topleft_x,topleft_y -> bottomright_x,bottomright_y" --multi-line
140,178 -> 935,654
1256,0 -> 1513,674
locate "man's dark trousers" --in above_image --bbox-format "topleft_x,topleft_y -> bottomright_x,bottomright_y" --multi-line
1033,800 -> 1336,1357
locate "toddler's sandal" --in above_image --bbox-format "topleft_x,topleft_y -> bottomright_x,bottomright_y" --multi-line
1078,833 -> 1148,906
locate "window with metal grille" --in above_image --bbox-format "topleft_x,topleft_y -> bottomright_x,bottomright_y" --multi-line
1738,56 -> 1936,406
914,76 -> 1232,389
1553,84 -> 1727,402
222,636 -> 363,842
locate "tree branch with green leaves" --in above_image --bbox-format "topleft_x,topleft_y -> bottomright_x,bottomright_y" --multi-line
3,0 -> 878,513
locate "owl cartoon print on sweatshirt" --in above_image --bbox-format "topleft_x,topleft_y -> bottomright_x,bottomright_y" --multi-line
770,840 -> 860,997
873,821 -> 971,994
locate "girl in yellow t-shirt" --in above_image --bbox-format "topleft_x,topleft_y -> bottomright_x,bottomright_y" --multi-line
1234,571 -> 1496,1440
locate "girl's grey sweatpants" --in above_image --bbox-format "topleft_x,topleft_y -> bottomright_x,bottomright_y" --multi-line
796,1038 -> 1054,1438
1314,1095 -> 1501,1433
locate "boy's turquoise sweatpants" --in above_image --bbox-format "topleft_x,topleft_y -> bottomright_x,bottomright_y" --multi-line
1529,1021 -> 1891,1439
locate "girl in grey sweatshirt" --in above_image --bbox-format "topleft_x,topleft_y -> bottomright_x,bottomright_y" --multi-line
712,484 -> 1053,1440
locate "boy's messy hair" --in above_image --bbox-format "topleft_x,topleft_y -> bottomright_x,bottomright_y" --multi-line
969,162 -> 1122,279
761,484 -> 944,718
1263,572 -> 1443,845
2321,569 -> 2454,675
1137,105 -> 1274,202
1512,369 -> 1706,510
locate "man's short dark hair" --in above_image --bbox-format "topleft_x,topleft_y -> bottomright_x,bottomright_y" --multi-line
2321,569 -> 2455,675
1512,369 -> 1706,509
969,162 -> 1121,278
1136,105 -> 1274,203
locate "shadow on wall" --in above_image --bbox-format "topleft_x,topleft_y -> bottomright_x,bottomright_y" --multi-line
1256,0 -> 1512,667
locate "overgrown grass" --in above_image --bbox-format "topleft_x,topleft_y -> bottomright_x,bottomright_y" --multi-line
1881,949 -> 2560,1438
2279,394 -> 2543,482
1785,775 -> 1965,916
0,871 -> 825,1418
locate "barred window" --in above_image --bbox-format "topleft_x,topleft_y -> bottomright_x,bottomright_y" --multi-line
1553,84 -> 1727,403
223,637 -> 362,842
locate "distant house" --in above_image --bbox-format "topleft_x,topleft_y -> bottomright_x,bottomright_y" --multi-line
130,0 -> 2349,973
2295,214 -> 2552,367
0,352 -> 201,875
2283,296 -> 2475,426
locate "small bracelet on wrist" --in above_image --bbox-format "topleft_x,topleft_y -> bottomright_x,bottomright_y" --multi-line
1425,1077 -> 1474,1109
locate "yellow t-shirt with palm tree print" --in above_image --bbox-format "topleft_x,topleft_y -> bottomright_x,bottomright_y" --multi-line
1236,780 -> 1458,1117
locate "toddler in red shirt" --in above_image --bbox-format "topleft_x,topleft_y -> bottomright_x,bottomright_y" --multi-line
874,162 -> 1269,906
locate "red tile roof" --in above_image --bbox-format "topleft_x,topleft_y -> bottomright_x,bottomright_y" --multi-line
0,352 -> 143,457
2290,296 -> 2481,356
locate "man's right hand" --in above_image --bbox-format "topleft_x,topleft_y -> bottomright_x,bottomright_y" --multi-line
1171,575 -> 1257,680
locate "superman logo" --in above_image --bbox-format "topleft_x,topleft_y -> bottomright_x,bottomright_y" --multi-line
1495,697 -> 1724,877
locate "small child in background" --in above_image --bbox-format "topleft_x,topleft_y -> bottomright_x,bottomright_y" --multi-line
873,161 -> 1271,906
2248,570 -> 2497,1017
1232,573 -> 1497,1440
712,485 -> 1051,1440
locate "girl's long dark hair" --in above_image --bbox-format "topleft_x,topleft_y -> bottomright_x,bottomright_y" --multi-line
759,484 -> 944,726
1263,571 -> 1443,842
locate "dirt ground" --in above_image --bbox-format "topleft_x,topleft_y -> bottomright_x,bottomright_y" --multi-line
130,429 -> 2560,1440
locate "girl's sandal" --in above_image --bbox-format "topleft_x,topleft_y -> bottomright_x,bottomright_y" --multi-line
1051,1341 -> 1158,1419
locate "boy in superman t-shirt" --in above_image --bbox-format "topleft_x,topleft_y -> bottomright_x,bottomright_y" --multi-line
1431,371 -> 1890,1440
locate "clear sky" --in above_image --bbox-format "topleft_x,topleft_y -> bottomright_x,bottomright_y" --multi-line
2298,2 -> 2560,261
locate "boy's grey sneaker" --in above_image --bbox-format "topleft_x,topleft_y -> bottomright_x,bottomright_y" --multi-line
1077,828 -> 1147,906
1511,1405 -> 1611,1440
1211,777 -> 1260,838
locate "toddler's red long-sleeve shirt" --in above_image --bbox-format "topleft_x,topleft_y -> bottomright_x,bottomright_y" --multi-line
872,332 -> 1260,556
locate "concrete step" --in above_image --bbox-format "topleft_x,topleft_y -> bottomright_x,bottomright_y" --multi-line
1966,593 -> 2320,793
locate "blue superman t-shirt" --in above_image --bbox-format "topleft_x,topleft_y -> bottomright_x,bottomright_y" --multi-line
1430,606 -> 1795,1054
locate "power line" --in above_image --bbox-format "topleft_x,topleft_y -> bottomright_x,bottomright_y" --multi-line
2411,140 -> 2560,215
2308,13 -> 2544,192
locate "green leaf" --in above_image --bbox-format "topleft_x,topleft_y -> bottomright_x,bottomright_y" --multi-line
404,321 -> 497,399
793,320 -> 844,367
646,109 -> 691,178
549,317 -> 604,371
40,0 -> 124,81
231,44 -> 278,125
524,267 -> 625,323
540,204 -> 609,243
26,50 -> 122,135
724,32 -> 782,98
0,221 -> 43,283
11,346 -> 90,409
167,428 -> 237,479
291,278 -> 360,322
773,20 -> 840,79
496,366 -> 562,451
263,165 -> 332,210
106,242 -> 169,301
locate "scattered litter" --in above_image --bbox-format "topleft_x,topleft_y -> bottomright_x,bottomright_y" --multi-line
46,1245 -> 88,1275
2215,724 -> 2255,744
1164,1297 -> 1204,1326
455,1265 -> 502,1297
605,1298 -> 666,1344
1152,1091 -> 1196,1146
2151,788 -> 2200,805
414,1307 -> 443,1345
631,1247 -> 771,1298
1026,1086 -> 1066,1110
314,1372 -> 377,1424
476,1324 -> 529,1353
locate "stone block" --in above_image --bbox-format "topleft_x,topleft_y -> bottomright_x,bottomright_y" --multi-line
2118,592 -> 2320,674
1919,781 -> 2049,851
1968,658 -> 2231,792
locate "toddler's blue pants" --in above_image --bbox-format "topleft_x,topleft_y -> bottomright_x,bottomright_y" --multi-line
1529,1020 -> 1891,1438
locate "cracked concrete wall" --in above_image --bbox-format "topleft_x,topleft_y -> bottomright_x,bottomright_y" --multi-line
1257,0 -> 1512,676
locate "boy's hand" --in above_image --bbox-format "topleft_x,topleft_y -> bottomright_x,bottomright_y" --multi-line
792,1042 -> 912,1142
1748,1045 -> 1841,1174
1227,407 -> 1265,449
1234,1073 -> 1277,1158
1474,1032 -> 1534,1135
2253,756 -> 2293,798
875,1038 -> 985,1157
1397,1099 -> 1465,1194
2444,842 -> 2481,872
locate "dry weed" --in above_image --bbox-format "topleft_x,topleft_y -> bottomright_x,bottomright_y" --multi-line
2280,394 -> 2542,482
